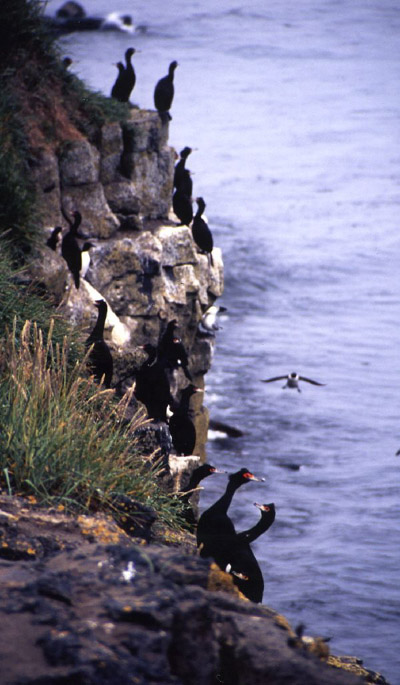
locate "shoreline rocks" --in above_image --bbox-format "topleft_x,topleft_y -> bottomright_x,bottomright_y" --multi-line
0,492 -> 386,685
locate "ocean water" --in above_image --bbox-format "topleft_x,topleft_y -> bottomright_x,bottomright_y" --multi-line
46,0 -> 400,680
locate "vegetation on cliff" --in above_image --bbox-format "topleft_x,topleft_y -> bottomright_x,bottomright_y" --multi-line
0,0 -> 186,529
0,0 -> 129,255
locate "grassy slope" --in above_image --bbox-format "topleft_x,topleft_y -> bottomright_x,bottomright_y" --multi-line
0,0 -> 186,530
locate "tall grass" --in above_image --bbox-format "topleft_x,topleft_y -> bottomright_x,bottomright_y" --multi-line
0,251 -> 81,366
0,320 -> 185,528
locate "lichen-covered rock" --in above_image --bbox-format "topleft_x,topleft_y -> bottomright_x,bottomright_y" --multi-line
122,148 -> 175,219
122,109 -> 168,154
0,493 -> 379,685
29,147 -> 62,227
59,139 -> 100,186
30,241 -> 69,304
29,106 -> 225,486
104,181 -> 140,215
156,225 -> 198,266
61,183 -> 120,238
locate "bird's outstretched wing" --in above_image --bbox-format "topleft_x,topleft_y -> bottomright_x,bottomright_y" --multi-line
261,375 -> 288,383
298,376 -> 325,386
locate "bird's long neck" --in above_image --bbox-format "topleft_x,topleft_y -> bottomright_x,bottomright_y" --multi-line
71,214 -> 81,235
91,306 -> 106,340
160,323 -> 175,350
195,200 -> 205,219
145,347 -> 158,366
236,511 -> 275,544
177,390 -> 193,414
186,471 -> 204,492
208,479 -> 240,516
126,53 -> 134,72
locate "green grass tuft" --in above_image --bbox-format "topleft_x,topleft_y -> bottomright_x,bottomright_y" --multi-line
0,320 -> 185,528
0,250 -> 81,363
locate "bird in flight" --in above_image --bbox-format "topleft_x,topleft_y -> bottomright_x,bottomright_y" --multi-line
261,372 -> 325,393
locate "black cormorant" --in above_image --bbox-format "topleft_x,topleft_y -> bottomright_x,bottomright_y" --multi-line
225,502 -> 276,603
86,300 -> 113,388
181,463 -> 225,525
173,146 -> 193,190
172,189 -> 193,226
192,197 -> 213,265
134,343 -> 172,421
154,60 -> 178,120
61,210 -> 82,288
169,384 -> 202,456
196,468 -> 264,568
158,319 -> 192,380
111,47 -> 136,102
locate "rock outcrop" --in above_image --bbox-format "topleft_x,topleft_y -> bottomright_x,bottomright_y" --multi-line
19,95 -> 390,685
29,110 -> 223,462
0,493 -> 386,685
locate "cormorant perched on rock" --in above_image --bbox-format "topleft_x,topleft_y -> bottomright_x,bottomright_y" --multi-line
61,210 -> 82,288
111,47 -> 136,102
86,300 -> 113,388
176,168 -> 193,198
181,463 -> 225,525
172,189 -> 193,226
111,62 -> 124,97
46,226 -> 62,251
154,60 -> 178,121
158,320 -> 192,380
192,197 -> 214,265
197,468 -> 264,569
173,146 -> 193,190
169,384 -> 202,456
226,502 -> 276,603
134,343 -> 173,421
261,372 -> 325,392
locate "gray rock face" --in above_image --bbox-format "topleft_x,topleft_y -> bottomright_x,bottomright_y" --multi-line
59,139 -> 100,186
32,108 -> 224,459
0,492 -> 367,685
29,148 -> 62,227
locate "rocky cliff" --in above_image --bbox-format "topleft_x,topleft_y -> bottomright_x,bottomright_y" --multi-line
29,109 -> 223,463
2,66 -> 388,684
0,492 -> 384,685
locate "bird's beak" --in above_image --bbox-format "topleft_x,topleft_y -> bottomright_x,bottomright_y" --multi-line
246,474 -> 265,482
254,502 -> 274,510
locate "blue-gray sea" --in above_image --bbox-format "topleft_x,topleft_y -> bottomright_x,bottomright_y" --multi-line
46,0 -> 400,680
